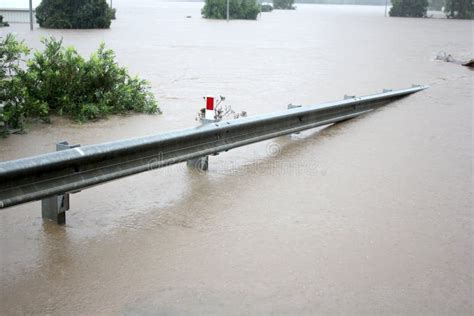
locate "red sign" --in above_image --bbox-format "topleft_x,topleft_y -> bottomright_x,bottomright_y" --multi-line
206,96 -> 214,110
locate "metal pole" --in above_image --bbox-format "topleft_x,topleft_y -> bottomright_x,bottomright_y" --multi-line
110,0 -> 113,9
385,0 -> 388,17
227,0 -> 229,22
29,0 -> 33,30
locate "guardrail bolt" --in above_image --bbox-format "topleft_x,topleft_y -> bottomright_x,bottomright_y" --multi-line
41,141 -> 80,225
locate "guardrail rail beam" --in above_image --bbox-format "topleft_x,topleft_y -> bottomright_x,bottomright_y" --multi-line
0,85 -> 428,225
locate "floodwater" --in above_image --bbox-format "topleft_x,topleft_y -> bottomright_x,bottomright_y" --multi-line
1,1 -> 473,314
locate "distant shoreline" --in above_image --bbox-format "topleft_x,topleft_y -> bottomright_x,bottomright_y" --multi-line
0,0 -> 448,12
0,0 -> 389,10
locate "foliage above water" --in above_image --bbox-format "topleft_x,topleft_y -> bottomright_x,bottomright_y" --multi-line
0,34 -> 31,133
201,0 -> 261,20
445,0 -> 473,19
273,0 -> 296,10
36,0 -> 114,29
391,0 -> 472,19
389,0 -> 429,17
0,34 -> 158,136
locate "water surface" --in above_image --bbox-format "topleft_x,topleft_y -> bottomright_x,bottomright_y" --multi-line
0,2 -> 473,314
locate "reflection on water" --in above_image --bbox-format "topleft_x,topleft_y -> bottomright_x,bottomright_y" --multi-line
0,1 -> 473,314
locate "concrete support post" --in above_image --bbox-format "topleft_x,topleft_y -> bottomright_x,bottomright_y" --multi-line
41,141 -> 79,224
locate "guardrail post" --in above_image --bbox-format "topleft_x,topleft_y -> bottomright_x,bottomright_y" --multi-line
41,141 -> 79,224
187,118 -> 211,171
187,96 -> 216,172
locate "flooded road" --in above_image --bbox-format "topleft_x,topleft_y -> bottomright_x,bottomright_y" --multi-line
1,1 -> 473,314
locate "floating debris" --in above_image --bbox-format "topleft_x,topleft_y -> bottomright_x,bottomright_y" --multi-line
462,59 -> 474,68
436,52 -> 473,68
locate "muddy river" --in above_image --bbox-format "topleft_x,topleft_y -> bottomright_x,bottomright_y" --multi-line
0,1 -> 472,314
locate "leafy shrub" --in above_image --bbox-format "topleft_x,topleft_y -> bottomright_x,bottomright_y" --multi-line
445,0 -> 473,19
202,0 -> 261,20
274,0 -> 296,9
36,0 -> 114,29
389,0 -> 428,17
0,34 -> 32,133
0,35 -> 158,135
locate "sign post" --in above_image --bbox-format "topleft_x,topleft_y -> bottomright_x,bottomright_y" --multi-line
29,0 -> 33,30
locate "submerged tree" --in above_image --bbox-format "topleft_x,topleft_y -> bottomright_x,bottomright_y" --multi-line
445,0 -> 473,19
389,0 -> 429,17
201,0 -> 261,20
36,0 -> 114,29
273,0 -> 296,9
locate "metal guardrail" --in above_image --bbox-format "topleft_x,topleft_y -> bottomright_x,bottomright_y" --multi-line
0,9 -> 36,24
0,85 -> 428,223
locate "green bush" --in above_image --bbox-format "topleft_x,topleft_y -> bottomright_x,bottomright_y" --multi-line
274,0 -> 296,9
0,34 -> 32,133
445,0 -> 473,19
0,35 -> 158,135
201,0 -> 261,20
389,0 -> 429,17
36,0 -> 114,29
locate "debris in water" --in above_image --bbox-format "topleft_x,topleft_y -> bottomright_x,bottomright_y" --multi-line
462,59 -> 474,68
436,52 -> 473,67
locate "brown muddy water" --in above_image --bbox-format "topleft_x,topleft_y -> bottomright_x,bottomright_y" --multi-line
0,1 -> 473,315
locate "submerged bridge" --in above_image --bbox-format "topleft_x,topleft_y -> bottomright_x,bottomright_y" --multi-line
0,85 -> 428,224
